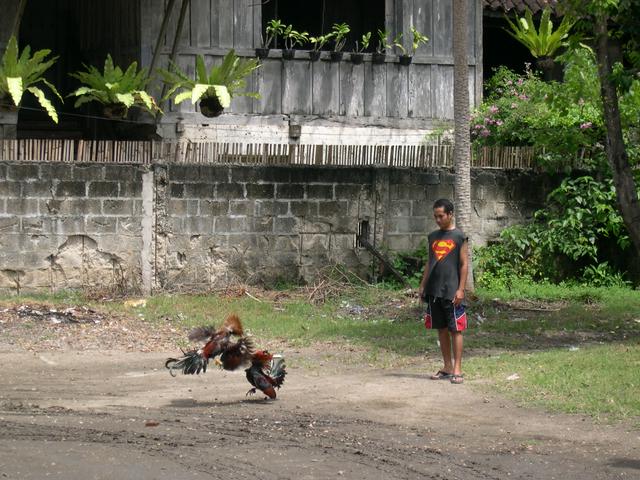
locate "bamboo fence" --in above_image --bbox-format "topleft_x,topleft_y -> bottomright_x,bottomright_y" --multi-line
0,139 -> 541,169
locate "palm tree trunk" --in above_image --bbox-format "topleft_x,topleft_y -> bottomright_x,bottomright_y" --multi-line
594,15 -> 640,255
452,0 -> 474,290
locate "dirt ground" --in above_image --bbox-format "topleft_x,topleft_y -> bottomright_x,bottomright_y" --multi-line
0,304 -> 638,479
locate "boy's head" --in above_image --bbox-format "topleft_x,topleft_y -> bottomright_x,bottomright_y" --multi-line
433,198 -> 454,229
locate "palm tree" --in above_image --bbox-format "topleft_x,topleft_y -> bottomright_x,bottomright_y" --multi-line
452,0 -> 474,290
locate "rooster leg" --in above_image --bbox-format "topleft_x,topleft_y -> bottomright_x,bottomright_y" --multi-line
245,387 -> 257,397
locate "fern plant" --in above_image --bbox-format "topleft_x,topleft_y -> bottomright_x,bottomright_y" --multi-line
160,49 -> 260,117
69,55 -> 160,118
0,36 -> 61,123
504,8 -> 574,59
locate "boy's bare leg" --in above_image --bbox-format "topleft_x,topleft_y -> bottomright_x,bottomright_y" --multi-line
451,331 -> 463,375
438,328 -> 454,373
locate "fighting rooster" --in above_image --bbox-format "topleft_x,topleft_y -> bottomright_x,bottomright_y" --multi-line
165,313 -> 244,376
165,314 -> 287,399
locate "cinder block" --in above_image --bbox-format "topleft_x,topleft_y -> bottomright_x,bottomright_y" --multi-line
56,181 -> 86,197
229,200 -> 254,216
88,181 -> 119,197
200,200 -> 229,216
413,172 -> 440,185
301,233 -> 329,252
39,163 -> 73,180
290,201 -> 317,217
0,181 -> 21,196
58,198 -> 101,215
216,182 -> 245,199
184,182 -> 214,198
21,217 -> 46,234
276,184 -> 304,199
104,165 -> 141,181
198,166 -> 229,182
119,182 -> 143,198
170,183 -> 185,198
335,184 -> 369,200
215,216 -> 250,233
318,200 -> 348,217
53,216 -> 85,234
389,201 -> 411,217
86,216 -> 117,233
73,165 -> 105,181
274,216 -> 298,234
232,166 -> 290,183
251,216 -> 274,233
6,198 -> 39,215
169,199 -> 187,215
0,164 -> 6,179
307,184 -> 334,200
102,199 -> 133,215
118,217 -> 143,235
184,216 -> 213,234
385,234 -> 412,251
246,183 -> 275,199
255,200 -> 288,216
7,164 -> 39,180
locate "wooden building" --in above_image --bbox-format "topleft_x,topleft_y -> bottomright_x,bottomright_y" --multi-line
2,0 -> 487,144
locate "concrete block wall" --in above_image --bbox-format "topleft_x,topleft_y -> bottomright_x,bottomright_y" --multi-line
0,161 -> 554,294
0,163 -> 146,293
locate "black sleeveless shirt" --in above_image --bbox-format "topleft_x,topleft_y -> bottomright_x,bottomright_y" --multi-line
425,228 -> 467,301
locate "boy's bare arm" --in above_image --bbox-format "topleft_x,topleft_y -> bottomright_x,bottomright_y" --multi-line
453,240 -> 469,305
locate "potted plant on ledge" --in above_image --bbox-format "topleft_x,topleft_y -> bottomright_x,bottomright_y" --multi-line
0,36 -> 61,123
160,50 -> 260,117
256,19 -> 285,59
329,22 -> 350,62
394,27 -> 429,66
350,31 -> 371,65
372,29 -> 390,64
69,54 -> 160,118
281,25 -> 309,60
308,33 -> 333,62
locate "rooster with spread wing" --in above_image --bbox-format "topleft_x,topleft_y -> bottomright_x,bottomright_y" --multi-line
165,314 -> 287,399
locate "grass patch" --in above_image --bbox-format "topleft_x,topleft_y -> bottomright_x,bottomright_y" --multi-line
466,343 -> 640,422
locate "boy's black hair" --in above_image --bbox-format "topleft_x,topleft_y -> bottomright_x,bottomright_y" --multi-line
433,198 -> 454,214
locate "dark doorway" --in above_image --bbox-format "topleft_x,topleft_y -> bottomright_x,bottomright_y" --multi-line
263,0 -> 385,52
17,0 -> 144,139
483,12 -> 535,85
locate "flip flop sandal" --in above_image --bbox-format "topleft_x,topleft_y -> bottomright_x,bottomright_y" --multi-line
450,374 -> 464,384
430,370 -> 452,380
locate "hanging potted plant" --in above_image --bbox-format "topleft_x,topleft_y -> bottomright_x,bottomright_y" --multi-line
373,29 -> 390,64
256,19 -> 286,59
160,49 -> 260,117
281,25 -> 308,60
308,33 -> 333,62
69,54 -> 161,118
329,22 -> 350,62
401,26 -> 430,65
350,31 -> 371,65
0,36 -> 62,122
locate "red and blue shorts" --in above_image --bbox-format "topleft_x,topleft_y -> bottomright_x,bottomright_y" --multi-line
423,295 -> 467,332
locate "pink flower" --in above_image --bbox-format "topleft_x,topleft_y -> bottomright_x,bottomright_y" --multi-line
495,120 -> 504,126
518,94 -> 529,101
506,80 -> 513,86
580,122 -> 593,130
488,105 -> 499,114
480,129 -> 491,137
474,124 -> 483,130
517,78 -> 524,86
511,103 -> 517,109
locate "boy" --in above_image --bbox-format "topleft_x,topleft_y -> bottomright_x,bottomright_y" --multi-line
418,198 -> 468,384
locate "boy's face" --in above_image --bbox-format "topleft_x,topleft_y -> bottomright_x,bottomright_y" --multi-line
433,206 -> 453,229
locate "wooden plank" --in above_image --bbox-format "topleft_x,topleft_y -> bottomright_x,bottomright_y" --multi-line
190,0 -> 211,47
254,59 -> 281,113
218,0 -> 234,48
409,63 -> 432,118
413,0 -> 434,57
282,61 -> 312,114
233,0 -> 253,48
364,61 -> 386,117
340,61 -> 365,117
312,60 -> 340,115
386,63 -> 408,118
210,0 -> 221,47
433,0 -> 452,58
432,64 -> 453,119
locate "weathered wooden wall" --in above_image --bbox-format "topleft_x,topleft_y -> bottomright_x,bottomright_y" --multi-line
140,0 -> 483,140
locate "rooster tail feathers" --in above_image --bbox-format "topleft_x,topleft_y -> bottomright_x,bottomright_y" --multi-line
223,313 -> 244,336
270,355 -> 287,388
187,326 -> 217,342
165,350 -> 208,376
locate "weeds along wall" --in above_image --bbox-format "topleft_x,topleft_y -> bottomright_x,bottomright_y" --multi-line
0,162 -> 554,294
